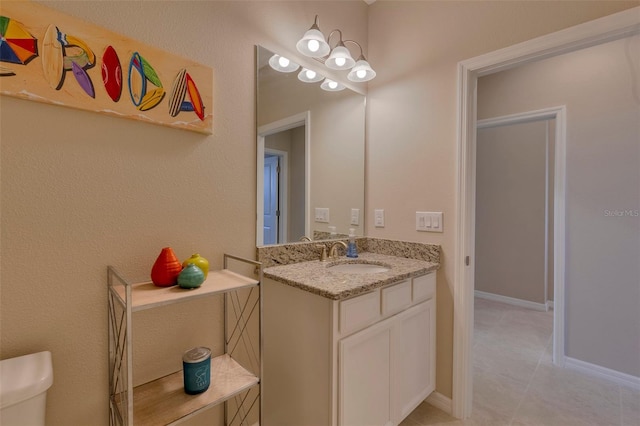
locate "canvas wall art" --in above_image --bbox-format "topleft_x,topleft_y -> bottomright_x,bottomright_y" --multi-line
0,1 -> 213,135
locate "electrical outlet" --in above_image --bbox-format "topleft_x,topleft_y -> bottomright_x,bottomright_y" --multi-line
416,211 -> 443,232
351,208 -> 360,226
315,207 -> 330,223
374,209 -> 385,227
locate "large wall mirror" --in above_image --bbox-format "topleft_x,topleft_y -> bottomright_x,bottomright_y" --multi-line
256,45 -> 365,246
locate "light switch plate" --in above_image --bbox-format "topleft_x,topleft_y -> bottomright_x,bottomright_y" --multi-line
374,209 -> 385,228
315,207 -> 330,223
351,208 -> 360,226
416,211 -> 443,232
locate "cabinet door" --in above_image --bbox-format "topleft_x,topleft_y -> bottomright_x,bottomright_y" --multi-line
394,299 -> 436,423
339,317 -> 394,426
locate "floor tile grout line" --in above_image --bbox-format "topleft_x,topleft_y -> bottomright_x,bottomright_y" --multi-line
507,321 -> 553,426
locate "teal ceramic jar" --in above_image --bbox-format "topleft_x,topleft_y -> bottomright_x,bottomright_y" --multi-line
178,264 -> 205,289
182,347 -> 211,394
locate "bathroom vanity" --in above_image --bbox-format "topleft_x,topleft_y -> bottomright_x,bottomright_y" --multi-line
262,249 -> 438,426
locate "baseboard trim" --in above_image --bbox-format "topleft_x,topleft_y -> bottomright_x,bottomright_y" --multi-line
426,391 -> 452,415
565,356 -> 640,390
547,300 -> 554,310
475,290 -> 548,312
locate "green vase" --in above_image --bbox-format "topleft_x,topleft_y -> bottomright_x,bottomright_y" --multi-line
178,264 -> 206,289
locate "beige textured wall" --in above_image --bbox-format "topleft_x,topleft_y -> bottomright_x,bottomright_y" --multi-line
309,93 -> 366,236
366,0 -> 639,398
475,121 -> 548,304
0,1 -> 367,425
290,126 -> 307,240
477,34 -> 640,377
2,1 -> 638,422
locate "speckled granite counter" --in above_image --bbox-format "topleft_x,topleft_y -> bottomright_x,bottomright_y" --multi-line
258,237 -> 440,268
263,252 -> 438,300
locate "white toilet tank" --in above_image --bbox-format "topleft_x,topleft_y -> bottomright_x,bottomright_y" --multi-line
0,351 -> 53,426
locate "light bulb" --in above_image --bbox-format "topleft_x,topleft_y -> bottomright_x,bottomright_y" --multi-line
308,40 -> 320,53
335,57 -> 346,67
306,70 -> 317,79
320,78 -> 344,91
278,57 -> 290,68
356,69 -> 367,79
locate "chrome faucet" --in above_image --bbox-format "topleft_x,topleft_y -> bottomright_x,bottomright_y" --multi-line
329,241 -> 348,259
299,236 -> 312,242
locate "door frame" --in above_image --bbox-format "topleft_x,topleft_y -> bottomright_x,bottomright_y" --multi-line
257,111 -> 311,246
453,7 -> 640,418
264,148 -> 289,244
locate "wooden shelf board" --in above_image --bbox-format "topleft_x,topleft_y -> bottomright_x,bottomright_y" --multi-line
125,354 -> 258,426
112,269 -> 259,312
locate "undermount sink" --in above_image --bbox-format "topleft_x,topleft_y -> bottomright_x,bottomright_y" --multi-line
327,262 -> 390,274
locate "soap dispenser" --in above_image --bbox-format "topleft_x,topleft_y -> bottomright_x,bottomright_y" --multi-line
346,228 -> 358,258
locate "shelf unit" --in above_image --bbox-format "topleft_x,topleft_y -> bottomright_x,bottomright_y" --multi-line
108,254 -> 262,426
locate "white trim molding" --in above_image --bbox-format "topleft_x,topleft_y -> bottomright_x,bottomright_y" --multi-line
453,6 -> 640,419
426,391 -> 452,415
474,290 -> 548,312
565,357 -> 640,391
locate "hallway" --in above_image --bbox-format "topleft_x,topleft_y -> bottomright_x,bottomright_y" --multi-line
402,298 -> 640,425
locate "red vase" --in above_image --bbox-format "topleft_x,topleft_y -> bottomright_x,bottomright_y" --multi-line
151,247 -> 182,287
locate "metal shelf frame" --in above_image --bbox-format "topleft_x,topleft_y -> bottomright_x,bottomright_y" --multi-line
108,254 -> 262,426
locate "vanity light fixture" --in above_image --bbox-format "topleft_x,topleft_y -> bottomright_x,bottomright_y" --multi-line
298,68 -> 324,83
268,54 -> 300,73
296,15 -> 331,58
296,15 -> 376,82
320,78 -> 345,92
324,31 -> 356,70
346,45 -> 376,83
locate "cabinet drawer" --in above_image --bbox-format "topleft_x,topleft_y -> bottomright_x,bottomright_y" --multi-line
381,280 -> 412,317
340,290 -> 381,335
412,273 -> 436,302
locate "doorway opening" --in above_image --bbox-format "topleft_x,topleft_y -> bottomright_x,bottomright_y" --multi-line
263,149 -> 287,245
454,8 -> 639,418
475,114 -> 556,312
257,111 -> 310,246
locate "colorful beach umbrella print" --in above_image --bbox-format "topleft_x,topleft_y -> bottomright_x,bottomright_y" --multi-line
0,16 -> 37,65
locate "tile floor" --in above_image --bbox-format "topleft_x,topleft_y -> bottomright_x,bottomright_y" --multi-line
401,297 -> 640,426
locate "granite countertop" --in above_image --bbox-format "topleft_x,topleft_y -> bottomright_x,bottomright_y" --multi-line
263,252 -> 438,300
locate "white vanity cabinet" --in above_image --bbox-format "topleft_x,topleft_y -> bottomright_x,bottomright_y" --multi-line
340,314 -> 394,426
395,297 -> 436,420
263,271 -> 436,426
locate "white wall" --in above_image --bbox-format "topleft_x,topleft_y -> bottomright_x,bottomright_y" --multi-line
366,0 -> 638,397
477,34 -> 640,377
0,2 -> 368,424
